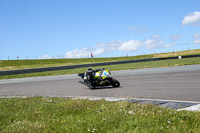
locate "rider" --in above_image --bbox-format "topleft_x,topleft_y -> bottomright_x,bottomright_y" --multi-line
85,68 -> 105,85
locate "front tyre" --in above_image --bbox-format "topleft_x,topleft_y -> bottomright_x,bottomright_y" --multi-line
89,85 -> 95,90
111,79 -> 120,87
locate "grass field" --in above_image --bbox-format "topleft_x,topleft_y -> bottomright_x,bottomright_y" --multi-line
0,97 -> 200,133
0,55 -> 152,71
1,51 -> 200,132
1,56 -> 200,80
1,49 -> 200,71
153,49 -> 200,58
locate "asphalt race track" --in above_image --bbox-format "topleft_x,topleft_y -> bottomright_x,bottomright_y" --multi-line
0,64 -> 200,102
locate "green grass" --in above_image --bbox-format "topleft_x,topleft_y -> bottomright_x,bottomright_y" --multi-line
0,97 -> 200,133
0,55 -> 153,71
1,57 -> 200,80
1,49 -> 200,71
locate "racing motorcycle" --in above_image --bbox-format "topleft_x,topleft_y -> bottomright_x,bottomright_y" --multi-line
78,68 -> 120,89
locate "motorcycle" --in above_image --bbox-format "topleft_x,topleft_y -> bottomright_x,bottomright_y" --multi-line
78,68 -> 120,89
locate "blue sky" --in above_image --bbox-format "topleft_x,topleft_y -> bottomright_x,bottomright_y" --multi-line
0,0 -> 200,60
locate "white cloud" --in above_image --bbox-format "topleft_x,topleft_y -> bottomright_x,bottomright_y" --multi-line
41,55 -> 53,59
65,48 -> 91,58
94,40 -> 122,53
63,36 -> 175,58
65,41 -> 122,58
129,25 -> 148,34
128,26 -> 136,31
93,48 -> 106,55
144,36 -> 163,49
163,43 -> 174,48
170,35 -> 183,42
118,40 -> 143,52
118,36 -> 173,52
193,33 -> 200,44
182,11 -> 200,26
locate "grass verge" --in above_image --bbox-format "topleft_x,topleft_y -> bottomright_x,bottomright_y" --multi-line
0,55 -> 152,71
0,97 -> 200,133
1,57 -> 200,80
1,49 -> 200,71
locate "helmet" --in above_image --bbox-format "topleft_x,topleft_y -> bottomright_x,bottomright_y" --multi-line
87,68 -> 93,73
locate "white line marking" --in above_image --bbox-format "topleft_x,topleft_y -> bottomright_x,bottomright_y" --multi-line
71,96 -> 200,104
177,104 -> 200,112
126,97 -> 200,104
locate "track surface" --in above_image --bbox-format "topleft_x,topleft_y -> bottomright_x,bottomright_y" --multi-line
0,65 -> 200,102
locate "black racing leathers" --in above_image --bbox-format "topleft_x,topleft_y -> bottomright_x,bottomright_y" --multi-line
85,68 -> 105,85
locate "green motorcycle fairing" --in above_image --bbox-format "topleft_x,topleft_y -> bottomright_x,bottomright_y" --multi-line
94,69 -> 110,79
93,69 -> 111,85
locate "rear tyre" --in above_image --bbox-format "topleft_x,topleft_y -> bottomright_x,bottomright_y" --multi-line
111,79 -> 120,87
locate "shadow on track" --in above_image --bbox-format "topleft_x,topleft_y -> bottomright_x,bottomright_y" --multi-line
90,86 -> 122,90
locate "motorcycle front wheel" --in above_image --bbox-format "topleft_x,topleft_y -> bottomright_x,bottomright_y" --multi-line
110,78 -> 120,87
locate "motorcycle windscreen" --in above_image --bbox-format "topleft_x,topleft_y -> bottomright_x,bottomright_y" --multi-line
101,70 -> 110,79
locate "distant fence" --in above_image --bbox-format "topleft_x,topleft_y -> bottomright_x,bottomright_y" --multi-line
0,54 -> 200,76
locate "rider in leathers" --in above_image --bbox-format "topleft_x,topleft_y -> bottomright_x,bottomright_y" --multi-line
85,68 -> 105,86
